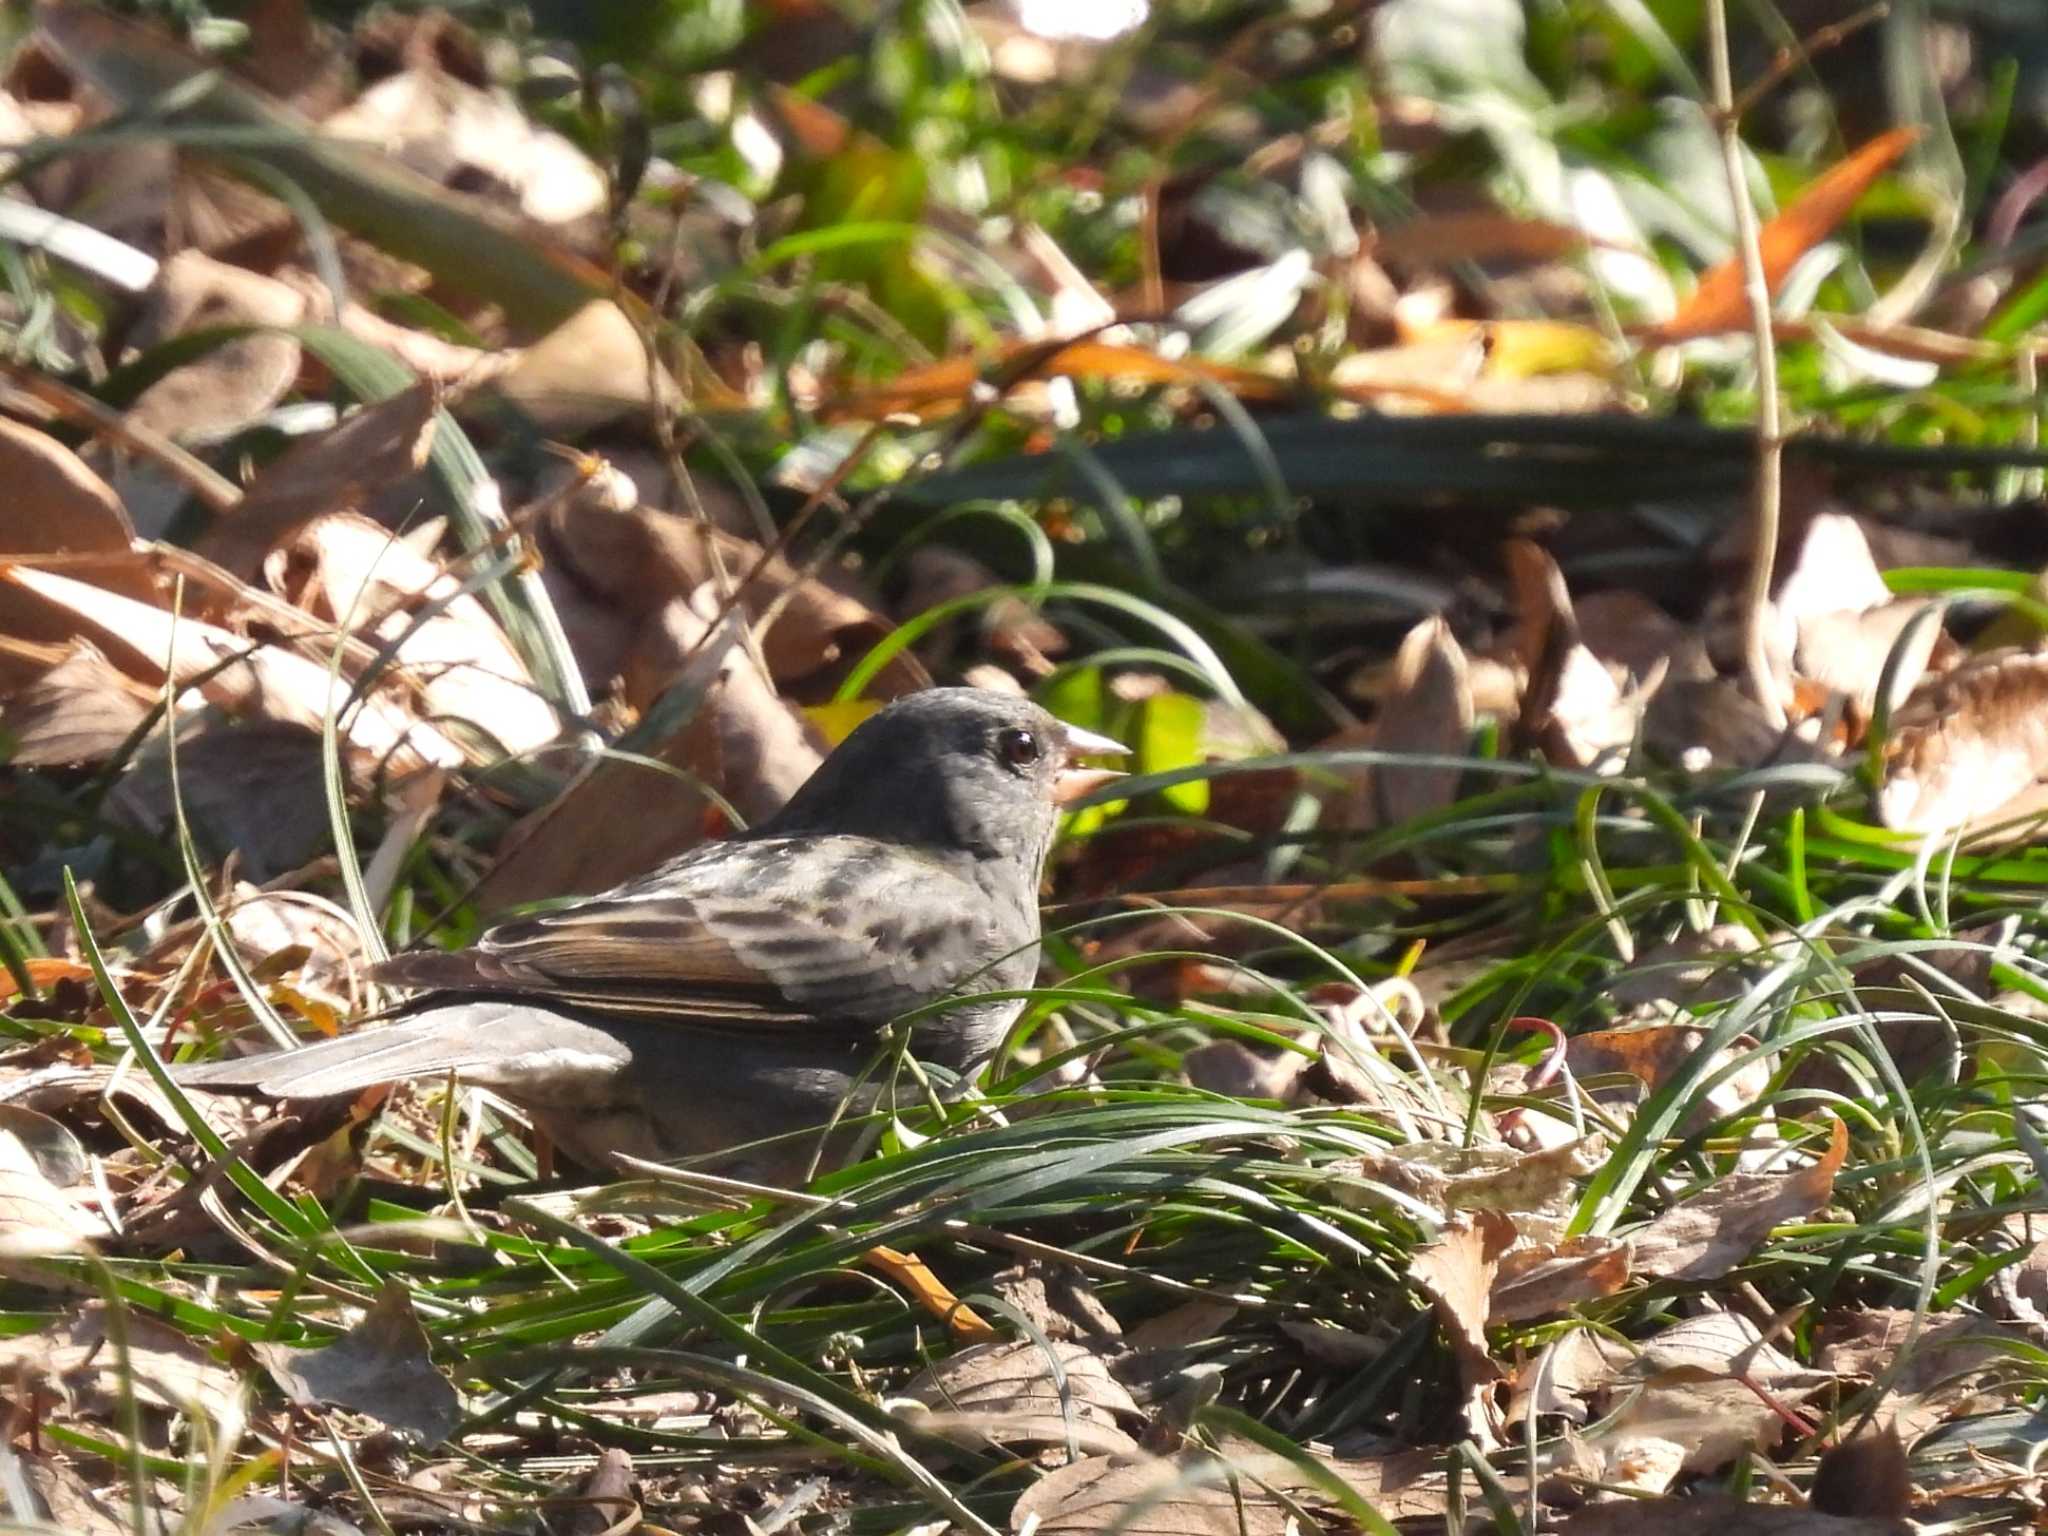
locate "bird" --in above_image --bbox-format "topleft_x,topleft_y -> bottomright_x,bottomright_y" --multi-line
181,688 -> 1127,1181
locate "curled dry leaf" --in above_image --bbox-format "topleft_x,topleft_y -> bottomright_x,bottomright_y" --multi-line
1551,1496 -> 1910,1535
1589,1311 -> 1834,1490
1358,613 -> 1472,828
0,563 -> 463,772
272,510 -> 561,758
1815,1308 -> 2026,1444
476,586 -> 824,907
1772,513 -> 1939,721
1009,1444 -> 1450,1535
251,1280 -> 460,1445
0,1302 -> 243,1435
903,1337 -> 1140,1455
542,494 -> 926,696
1507,540 -> 1662,772
1880,650 -> 2048,834
197,383 -> 441,579
1626,1118 -> 1848,1283
122,250 -> 307,444
1565,1020 -> 1772,1136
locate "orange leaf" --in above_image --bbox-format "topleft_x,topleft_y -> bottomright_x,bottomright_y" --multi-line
864,1244 -> 998,1340
0,958 -> 96,1002
823,339 -> 1293,422
1656,126 -> 1920,342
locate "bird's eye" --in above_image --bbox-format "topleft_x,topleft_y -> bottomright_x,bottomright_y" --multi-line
997,727 -> 1042,768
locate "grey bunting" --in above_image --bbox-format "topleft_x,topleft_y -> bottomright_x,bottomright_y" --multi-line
180,688 -> 1127,1181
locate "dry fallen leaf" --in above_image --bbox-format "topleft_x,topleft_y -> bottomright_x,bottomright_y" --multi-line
1491,1234 -> 1631,1322
1627,1119 -> 1847,1282
1815,1308 -> 2025,1444
1565,1020 -> 1772,1135
1880,649 -> 2048,834
272,510 -> 561,758
122,250 -> 306,444
1551,1496 -> 1909,1535
0,638 -> 159,766
251,1280 -> 460,1444
542,494 -> 926,696
0,1303 -> 243,1435
196,382 -> 440,578
475,587 -> 824,907
1,562 -> 463,772
1656,128 -> 1921,341
1357,614 -> 1472,827
1589,1311 -> 1835,1490
904,1337 -> 1140,1454
1009,1444 -> 1450,1535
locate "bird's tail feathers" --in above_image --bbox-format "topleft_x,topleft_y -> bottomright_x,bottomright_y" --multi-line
176,1017 -> 496,1099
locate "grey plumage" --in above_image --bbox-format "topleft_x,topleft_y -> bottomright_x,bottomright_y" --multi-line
179,689 -> 1122,1180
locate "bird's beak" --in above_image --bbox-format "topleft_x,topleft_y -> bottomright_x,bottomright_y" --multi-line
1052,724 -> 1130,805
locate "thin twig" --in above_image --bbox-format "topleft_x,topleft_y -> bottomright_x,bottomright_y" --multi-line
1705,0 -> 1790,730
1729,2 -> 1889,120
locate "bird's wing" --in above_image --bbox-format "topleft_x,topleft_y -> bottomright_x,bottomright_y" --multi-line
370,836 -> 1017,1033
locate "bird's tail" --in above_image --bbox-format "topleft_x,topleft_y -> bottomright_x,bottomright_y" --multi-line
176,1016 -> 499,1100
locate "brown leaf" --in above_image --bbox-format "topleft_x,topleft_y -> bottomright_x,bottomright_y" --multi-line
542,496 -> 925,696
106,714 -> 335,881
123,251 -> 306,443
0,1303 -> 242,1431
1815,1309 -> 2023,1443
271,511 -> 560,756
1362,614 -> 1472,827
1411,1209 -> 1514,1377
1657,128 -> 1921,341
1491,1235 -> 1631,1323
252,1280 -> 460,1444
1182,1040 -> 1306,1100
906,1338 -> 1139,1455
1552,1496 -> 1909,1535
475,589 -> 823,907
1009,1445 -> 1448,1535
494,299 -> 681,435
1507,540 -> 1661,770
1880,650 -> 2048,833
1374,210 -> 1593,268
1565,1019 -> 1771,1135
1627,1119 -> 1847,1282
824,338 -> 1296,423
0,639 -> 156,766
1335,1135 -> 1606,1223
0,420 -> 164,688
196,383 -> 440,578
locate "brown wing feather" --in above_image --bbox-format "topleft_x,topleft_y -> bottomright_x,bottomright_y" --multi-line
369,835 -> 1009,1034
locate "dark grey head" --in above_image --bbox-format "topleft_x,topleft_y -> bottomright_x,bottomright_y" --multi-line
760,688 -> 1126,868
